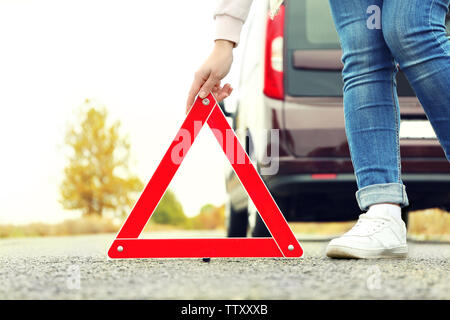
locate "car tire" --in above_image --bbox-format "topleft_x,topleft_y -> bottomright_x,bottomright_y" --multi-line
251,213 -> 271,237
226,202 -> 248,237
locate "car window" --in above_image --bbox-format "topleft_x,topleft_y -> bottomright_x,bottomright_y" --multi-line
285,0 -> 449,97
305,0 -> 339,46
286,0 -> 339,50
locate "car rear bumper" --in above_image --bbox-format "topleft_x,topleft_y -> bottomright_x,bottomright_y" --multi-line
264,172 -> 450,211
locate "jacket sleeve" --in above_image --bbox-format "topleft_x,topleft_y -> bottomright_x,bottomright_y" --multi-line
214,0 -> 253,47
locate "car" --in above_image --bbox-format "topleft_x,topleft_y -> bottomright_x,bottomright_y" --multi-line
222,0 -> 450,237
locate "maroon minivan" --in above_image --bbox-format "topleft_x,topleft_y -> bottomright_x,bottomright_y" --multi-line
223,0 -> 450,237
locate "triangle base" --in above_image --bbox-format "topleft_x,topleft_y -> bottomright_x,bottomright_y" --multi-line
108,238 -> 303,258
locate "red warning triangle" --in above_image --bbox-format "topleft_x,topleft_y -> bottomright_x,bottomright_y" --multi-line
108,93 -> 303,258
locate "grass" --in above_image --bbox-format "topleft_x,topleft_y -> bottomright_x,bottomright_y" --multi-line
0,216 -> 119,238
289,208 -> 450,242
407,208 -> 450,242
0,208 -> 448,241
289,221 -> 356,237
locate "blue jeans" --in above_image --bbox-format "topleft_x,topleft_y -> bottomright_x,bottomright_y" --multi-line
328,0 -> 450,211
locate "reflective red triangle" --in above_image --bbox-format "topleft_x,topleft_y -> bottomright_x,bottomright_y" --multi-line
108,93 -> 303,258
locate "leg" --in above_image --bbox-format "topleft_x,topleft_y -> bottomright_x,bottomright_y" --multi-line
383,0 -> 450,160
326,0 -> 408,259
328,0 -> 409,211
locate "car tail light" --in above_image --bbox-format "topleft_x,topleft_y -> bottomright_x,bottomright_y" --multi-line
263,5 -> 285,100
311,174 -> 338,180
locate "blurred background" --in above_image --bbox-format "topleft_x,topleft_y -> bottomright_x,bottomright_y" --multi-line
0,0 -> 238,235
0,0 -> 448,241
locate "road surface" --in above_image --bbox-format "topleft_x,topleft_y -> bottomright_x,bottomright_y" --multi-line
0,232 -> 448,299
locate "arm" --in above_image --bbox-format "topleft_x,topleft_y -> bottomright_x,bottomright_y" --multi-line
185,0 -> 253,113
214,0 -> 253,47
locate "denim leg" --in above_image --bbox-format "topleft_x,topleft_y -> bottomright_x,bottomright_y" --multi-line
328,0 -> 409,211
383,0 -> 450,161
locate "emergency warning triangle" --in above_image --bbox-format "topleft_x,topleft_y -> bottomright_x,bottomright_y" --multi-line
108,93 -> 303,258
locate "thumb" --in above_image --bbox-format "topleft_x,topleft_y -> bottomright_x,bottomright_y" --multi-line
198,75 -> 219,99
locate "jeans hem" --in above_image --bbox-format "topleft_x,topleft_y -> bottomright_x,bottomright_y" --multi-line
356,183 -> 409,211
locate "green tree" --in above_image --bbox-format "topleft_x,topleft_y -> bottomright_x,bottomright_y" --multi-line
151,189 -> 188,226
60,100 -> 143,217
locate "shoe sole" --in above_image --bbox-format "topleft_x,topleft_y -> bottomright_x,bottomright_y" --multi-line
326,245 -> 408,259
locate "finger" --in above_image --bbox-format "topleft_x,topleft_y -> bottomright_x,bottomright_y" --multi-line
211,84 -> 224,99
223,83 -> 232,95
186,82 -> 203,112
212,85 -> 227,101
211,83 -> 223,95
213,84 -> 233,102
186,74 -> 208,112
198,75 -> 219,99
220,83 -> 233,100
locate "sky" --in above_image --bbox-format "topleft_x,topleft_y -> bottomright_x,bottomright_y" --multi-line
0,0 -> 251,224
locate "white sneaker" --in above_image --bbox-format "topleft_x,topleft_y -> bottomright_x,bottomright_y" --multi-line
326,210 -> 408,259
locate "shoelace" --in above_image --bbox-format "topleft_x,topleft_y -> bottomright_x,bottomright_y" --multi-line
346,213 -> 391,236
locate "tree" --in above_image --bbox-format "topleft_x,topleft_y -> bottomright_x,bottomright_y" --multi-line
189,204 -> 225,230
151,189 -> 188,226
60,100 -> 143,217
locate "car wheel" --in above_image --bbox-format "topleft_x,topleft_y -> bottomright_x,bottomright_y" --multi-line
247,199 -> 270,237
226,201 -> 248,237
251,213 -> 271,237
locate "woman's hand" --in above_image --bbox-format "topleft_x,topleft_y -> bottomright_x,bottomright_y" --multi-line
186,40 -> 234,113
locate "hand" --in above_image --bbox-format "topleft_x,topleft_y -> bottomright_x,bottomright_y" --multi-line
186,40 -> 235,113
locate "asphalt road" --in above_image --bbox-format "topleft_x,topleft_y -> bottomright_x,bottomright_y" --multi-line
0,232 -> 448,299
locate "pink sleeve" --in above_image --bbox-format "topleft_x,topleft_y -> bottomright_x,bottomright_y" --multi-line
214,0 -> 253,47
